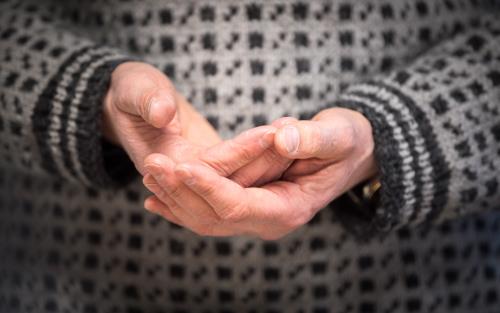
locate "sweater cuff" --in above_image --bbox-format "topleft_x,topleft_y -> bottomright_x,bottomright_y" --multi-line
331,81 -> 451,239
32,45 -> 137,187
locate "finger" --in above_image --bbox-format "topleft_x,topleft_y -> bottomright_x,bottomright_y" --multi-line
144,195 -> 184,226
229,147 -> 292,187
174,163 -> 251,222
274,119 -> 355,160
143,174 -> 185,221
271,116 -> 298,128
200,125 -> 276,177
144,168 -> 238,237
144,154 -> 221,225
143,173 -> 165,196
281,158 -> 329,178
222,117 -> 297,187
143,173 -> 177,207
115,66 -> 177,128
176,163 -> 314,238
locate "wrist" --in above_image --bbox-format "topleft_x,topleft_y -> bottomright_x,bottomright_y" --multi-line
351,109 -> 379,183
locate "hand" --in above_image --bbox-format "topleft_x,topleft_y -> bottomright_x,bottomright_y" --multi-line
103,61 -> 292,187
102,61 -> 220,174
143,108 -> 378,239
273,108 -> 377,184
141,116 -> 299,234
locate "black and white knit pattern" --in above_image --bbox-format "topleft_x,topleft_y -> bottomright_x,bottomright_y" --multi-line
0,0 -> 499,312
31,45 -> 131,185
334,21 -> 500,236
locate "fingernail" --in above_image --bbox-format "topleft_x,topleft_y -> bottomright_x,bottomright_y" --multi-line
259,129 -> 276,149
175,165 -> 196,186
282,125 -> 299,154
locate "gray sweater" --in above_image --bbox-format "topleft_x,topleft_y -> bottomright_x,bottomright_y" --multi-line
1,0 -> 500,312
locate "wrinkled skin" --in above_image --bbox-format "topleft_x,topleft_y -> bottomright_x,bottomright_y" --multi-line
103,62 -> 378,240
143,108 -> 377,240
103,62 -> 292,186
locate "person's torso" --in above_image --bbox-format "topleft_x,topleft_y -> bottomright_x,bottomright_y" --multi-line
1,1 -> 499,312
52,0 -> 492,137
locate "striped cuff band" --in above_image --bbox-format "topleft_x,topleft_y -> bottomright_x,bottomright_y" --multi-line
331,81 -> 450,238
32,45 -> 136,187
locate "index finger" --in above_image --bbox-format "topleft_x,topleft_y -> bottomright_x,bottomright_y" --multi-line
174,162 -> 314,239
199,126 -> 276,177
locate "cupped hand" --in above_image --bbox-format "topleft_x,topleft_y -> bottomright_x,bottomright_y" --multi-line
102,61 -> 221,174
143,108 -> 378,239
103,61 -> 292,185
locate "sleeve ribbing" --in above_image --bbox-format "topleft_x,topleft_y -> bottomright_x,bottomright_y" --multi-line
331,17 -> 500,238
0,0 -> 136,187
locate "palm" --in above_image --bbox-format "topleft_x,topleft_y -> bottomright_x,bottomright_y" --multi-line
208,161 -> 354,239
142,108 -> 377,239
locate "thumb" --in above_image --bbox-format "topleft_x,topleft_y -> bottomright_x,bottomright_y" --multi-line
274,119 -> 355,160
113,64 -> 177,128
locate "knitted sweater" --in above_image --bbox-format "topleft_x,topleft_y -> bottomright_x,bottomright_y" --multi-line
1,0 -> 500,312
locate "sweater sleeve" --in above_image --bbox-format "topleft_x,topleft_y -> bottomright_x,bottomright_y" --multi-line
0,0 -> 136,187
331,16 -> 500,238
